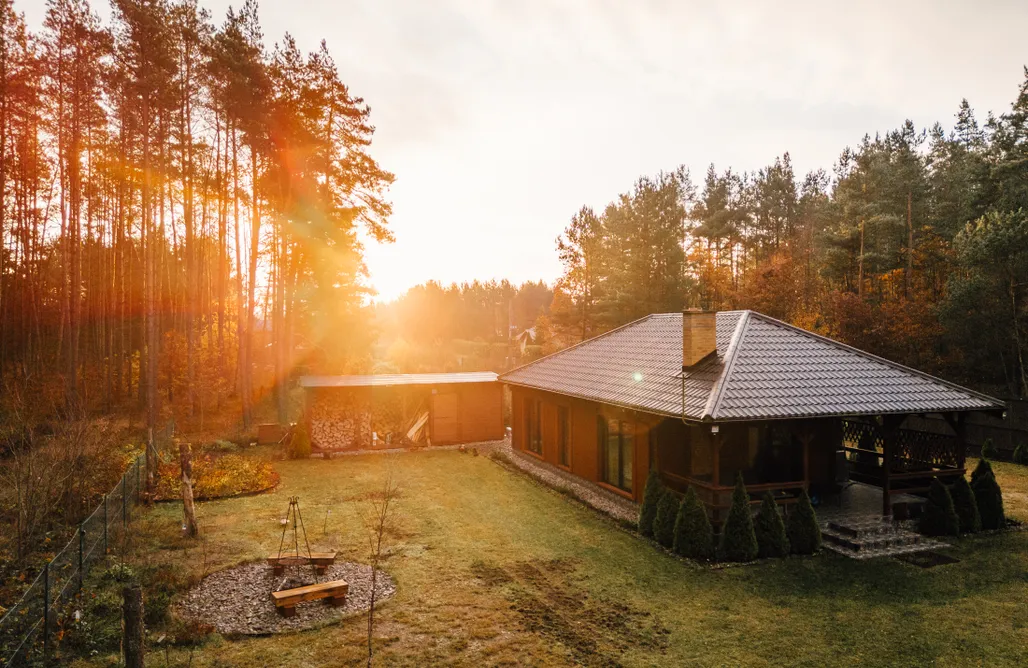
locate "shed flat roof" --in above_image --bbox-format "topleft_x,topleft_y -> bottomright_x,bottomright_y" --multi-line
300,372 -> 498,388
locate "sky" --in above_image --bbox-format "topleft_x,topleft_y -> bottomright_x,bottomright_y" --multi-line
22,0 -> 1028,301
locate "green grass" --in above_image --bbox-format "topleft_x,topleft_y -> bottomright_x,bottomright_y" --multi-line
74,450 -> 1028,667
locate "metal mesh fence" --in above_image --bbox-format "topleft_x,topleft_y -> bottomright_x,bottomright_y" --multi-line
0,454 -> 145,666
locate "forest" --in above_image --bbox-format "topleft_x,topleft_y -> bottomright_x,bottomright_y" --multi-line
1,0 -> 1027,445
0,0 -> 393,445
549,75 -> 1028,401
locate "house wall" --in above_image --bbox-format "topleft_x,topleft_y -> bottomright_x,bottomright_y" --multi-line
509,384 -> 845,507
509,386 -> 655,502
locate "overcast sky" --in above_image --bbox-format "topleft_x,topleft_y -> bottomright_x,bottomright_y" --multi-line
22,0 -> 1028,300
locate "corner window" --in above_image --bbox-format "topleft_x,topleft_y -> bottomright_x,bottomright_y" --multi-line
557,406 -> 570,467
600,417 -> 634,493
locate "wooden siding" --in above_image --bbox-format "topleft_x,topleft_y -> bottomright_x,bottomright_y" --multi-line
429,382 -> 504,445
509,386 -> 653,502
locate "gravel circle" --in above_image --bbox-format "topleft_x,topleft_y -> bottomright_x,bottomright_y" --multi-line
177,560 -> 395,635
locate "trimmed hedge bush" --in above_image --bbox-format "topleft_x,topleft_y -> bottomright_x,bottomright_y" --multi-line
971,458 -> 1005,530
950,475 -> 981,534
919,478 -> 960,536
718,473 -> 758,562
673,486 -> 715,561
754,492 -> 789,558
653,487 -> 679,548
786,488 -> 822,555
639,469 -> 662,537
980,438 -> 997,460
1014,443 -> 1028,466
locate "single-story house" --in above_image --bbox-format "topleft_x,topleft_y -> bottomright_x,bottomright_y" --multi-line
301,372 -> 504,450
499,310 -> 1005,521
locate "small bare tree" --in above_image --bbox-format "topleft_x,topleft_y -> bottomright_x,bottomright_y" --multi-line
179,441 -> 199,538
355,466 -> 400,667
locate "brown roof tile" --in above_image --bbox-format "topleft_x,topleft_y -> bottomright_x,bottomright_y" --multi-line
499,310 -> 1003,421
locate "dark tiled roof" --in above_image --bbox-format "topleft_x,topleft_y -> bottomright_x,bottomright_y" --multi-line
499,311 -> 1003,421
300,372 -> 497,388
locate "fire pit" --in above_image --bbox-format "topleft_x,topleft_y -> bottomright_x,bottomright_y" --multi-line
269,496 -> 347,616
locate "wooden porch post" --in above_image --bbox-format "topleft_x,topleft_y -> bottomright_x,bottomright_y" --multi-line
943,412 -> 968,472
880,415 -> 904,517
796,421 -> 813,491
711,425 -> 721,523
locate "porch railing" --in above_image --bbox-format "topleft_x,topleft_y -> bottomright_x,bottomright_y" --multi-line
661,471 -> 807,522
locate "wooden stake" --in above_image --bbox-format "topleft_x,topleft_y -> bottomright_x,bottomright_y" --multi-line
123,584 -> 145,668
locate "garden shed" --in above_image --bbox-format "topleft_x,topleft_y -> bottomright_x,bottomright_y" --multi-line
300,372 -> 503,451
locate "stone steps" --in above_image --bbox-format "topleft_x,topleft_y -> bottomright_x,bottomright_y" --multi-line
821,517 -> 948,560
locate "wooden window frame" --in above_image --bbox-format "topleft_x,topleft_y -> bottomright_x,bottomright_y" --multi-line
556,404 -> 571,470
525,397 -> 543,457
599,417 -> 634,494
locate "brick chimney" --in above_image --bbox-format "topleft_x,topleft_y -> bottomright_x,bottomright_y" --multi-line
682,310 -> 716,369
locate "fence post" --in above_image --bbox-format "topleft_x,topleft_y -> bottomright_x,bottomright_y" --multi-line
123,475 -> 128,528
43,561 -> 50,659
103,494 -> 108,555
78,525 -> 84,593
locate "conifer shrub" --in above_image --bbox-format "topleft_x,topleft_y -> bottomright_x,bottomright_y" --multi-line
950,475 -> 981,534
1013,443 -> 1028,466
971,458 -> 1006,530
754,492 -> 789,558
653,487 -> 679,548
638,469 -> 663,537
673,486 -> 715,561
786,488 -> 822,555
980,438 -> 997,460
288,421 -> 312,459
718,473 -> 758,562
919,478 -> 960,536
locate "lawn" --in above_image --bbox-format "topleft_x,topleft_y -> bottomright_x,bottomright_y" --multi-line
75,449 -> 1028,667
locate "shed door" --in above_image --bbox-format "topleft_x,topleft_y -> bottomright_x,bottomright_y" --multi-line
432,392 -> 461,444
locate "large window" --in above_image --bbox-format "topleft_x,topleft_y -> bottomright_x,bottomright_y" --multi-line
557,406 -> 570,467
599,417 -> 634,493
524,398 -> 542,455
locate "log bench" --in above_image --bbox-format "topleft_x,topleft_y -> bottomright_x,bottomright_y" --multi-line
271,579 -> 348,617
267,551 -> 337,575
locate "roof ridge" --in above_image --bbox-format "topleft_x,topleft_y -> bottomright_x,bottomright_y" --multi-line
701,310 -> 751,420
744,311 -> 1005,408
498,313 -> 661,380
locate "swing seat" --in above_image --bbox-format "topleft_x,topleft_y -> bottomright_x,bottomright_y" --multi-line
267,551 -> 337,575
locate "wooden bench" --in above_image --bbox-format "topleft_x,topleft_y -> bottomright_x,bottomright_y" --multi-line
271,579 -> 348,617
267,551 -> 337,575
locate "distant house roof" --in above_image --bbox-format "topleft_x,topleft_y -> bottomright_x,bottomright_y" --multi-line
499,311 -> 1004,422
300,372 -> 497,388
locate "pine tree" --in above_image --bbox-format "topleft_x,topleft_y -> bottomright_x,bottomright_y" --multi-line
1013,443 -> 1028,465
950,475 -> 981,534
919,478 -> 960,536
718,473 -> 758,562
754,492 -> 789,558
786,488 -> 822,555
638,469 -> 662,537
980,438 -> 998,460
672,486 -> 714,561
971,459 -> 1006,530
653,487 -> 678,548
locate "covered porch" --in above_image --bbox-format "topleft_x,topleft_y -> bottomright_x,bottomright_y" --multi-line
651,412 -> 974,523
